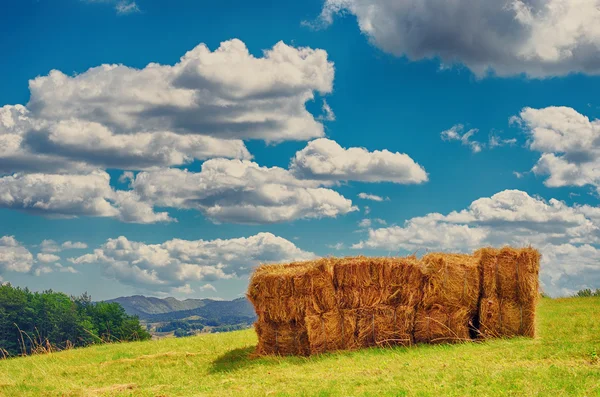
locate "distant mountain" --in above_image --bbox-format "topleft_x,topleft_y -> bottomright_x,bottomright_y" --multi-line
106,295 -> 257,326
106,295 -> 209,317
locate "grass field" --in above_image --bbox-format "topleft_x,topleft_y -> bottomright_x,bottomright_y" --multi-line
1,297 -> 599,396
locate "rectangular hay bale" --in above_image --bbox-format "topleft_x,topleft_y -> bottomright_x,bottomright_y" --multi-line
254,319 -> 309,356
334,257 -> 424,309
332,256 -> 386,289
383,257 -> 424,307
336,285 -> 385,309
305,310 -> 359,354
356,305 -> 414,348
413,305 -> 471,344
477,247 -> 540,303
420,253 -> 480,313
247,260 -> 336,323
478,297 -> 536,338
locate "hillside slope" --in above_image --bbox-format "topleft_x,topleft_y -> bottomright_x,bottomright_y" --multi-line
1,298 -> 599,396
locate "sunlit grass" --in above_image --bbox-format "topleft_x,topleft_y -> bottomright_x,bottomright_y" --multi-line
1,297 -> 599,396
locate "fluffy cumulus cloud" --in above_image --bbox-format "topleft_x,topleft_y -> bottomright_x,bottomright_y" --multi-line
315,0 -> 600,77
290,138 -> 428,183
0,40 -> 345,225
69,232 -> 316,292
513,106 -> 600,190
1,39 -> 334,175
0,171 -> 171,223
61,241 -> 88,250
37,253 -> 60,263
353,189 -> 600,295
0,236 -> 34,275
27,39 -> 332,143
129,159 -> 357,224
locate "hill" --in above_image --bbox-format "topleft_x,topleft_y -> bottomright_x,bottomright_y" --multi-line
105,296 -> 257,336
106,295 -> 208,317
1,297 -> 599,396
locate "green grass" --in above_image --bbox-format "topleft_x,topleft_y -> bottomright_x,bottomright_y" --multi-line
1,297 -> 599,396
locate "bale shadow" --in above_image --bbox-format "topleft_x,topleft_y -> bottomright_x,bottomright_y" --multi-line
209,343 -> 424,374
209,345 -> 331,373
209,346 -> 258,373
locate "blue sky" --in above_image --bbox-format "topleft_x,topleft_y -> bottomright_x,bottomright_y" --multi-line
2,0 -> 600,300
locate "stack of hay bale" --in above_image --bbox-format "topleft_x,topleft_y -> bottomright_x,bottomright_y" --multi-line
247,259 -> 337,355
414,253 -> 480,344
304,256 -> 423,353
477,247 -> 540,338
247,247 -> 540,356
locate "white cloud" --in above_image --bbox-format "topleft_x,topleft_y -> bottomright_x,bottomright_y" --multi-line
199,283 -> 217,292
315,0 -> 600,77
0,236 -> 34,274
82,0 -> 140,15
357,218 -> 385,228
539,243 -> 600,296
358,218 -> 372,228
40,240 -> 87,252
62,241 -> 88,250
319,100 -> 336,121
69,232 -> 316,292
130,159 -> 357,224
0,105 -> 92,175
0,171 -> 172,223
358,192 -> 388,202
514,106 -> 600,190
37,253 -> 60,263
327,242 -> 345,250
290,138 -> 428,183
1,39 -> 334,176
489,133 -> 517,148
115,0 -> 139,14
172,284 -> 194,295
0,107 -> 251,175
352,189 -> 600,295
54,263 -> 79,274
34,266 -> 53,276
441,125 -> 483,153
40,240 -> 61,253
27,39 -> 332,143
353,214 -> 488,251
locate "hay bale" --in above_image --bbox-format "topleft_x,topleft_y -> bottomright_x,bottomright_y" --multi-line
356,305 -> 414,348
477,247 -> 540,303
420,253 -> 480,313
476,247 -> 540,338
478,297 -> 536,338
336,286 -> 385,309
305,310 -> 359,354
254,319 -> 309,356
332,257 -> 385,288
383,257 -> 424,307
247,259 -> 336,323
333,257 -> 424,309
413,305 -> 471,344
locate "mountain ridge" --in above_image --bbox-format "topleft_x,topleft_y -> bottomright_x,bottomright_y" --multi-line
105,295 -> 256,325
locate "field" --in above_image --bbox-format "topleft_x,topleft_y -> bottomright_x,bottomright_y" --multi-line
0,297 -> 599,397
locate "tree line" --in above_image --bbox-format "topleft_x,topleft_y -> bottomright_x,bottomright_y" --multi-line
0,283 -> 150,358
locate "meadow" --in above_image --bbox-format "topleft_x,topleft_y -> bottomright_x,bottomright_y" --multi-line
0,297 -> 599,396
